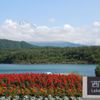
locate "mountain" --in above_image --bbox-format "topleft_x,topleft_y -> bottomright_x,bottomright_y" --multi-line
29,41 -> 83,47
0,39 -> 83,49
0,39 -> 34,49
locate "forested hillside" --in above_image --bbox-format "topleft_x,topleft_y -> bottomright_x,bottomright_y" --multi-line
0,46 -> 100,64
0,39 -> 34,49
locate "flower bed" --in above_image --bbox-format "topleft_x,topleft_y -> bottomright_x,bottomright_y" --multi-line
0,73 -> 82,97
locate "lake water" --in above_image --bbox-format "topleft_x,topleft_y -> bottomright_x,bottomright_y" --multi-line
0,64 -> 97,76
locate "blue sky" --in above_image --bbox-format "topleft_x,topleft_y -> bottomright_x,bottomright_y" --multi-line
0,0 -> 100,26
0,0 -> 100,45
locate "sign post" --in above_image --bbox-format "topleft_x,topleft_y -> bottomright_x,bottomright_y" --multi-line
83,76 -> 100,98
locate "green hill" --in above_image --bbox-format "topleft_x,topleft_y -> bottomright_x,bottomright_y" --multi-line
0,39 -> 34,49
0,46 -> 100,64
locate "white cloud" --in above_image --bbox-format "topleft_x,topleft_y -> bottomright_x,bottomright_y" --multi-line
93,21 -> 100,28
49,18 -> 56,23
0,19 -> 100,45
64,24 -> 73,29
4,19 -> 17,29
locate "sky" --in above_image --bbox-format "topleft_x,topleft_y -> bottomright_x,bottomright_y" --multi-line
0,0 -> 100,45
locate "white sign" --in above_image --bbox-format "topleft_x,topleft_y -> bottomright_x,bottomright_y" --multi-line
83,77 -> 100,99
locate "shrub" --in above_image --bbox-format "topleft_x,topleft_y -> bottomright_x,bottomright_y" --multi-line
95,65 -> 100,76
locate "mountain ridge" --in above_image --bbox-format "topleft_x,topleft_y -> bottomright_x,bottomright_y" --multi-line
0,39 -> 34,49
29,41 -> 83,47
0,39 -> 84,49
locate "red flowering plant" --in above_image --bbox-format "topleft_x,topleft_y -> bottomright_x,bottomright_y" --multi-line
0,73 -> 82,97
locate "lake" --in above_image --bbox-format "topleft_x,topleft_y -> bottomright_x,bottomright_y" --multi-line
0,64 -> 97,76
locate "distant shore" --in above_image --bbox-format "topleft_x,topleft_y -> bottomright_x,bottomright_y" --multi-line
0,46 -> 100,64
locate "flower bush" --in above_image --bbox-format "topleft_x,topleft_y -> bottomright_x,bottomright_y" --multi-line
95,65 -> 100,77
0,73 -> 82,97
